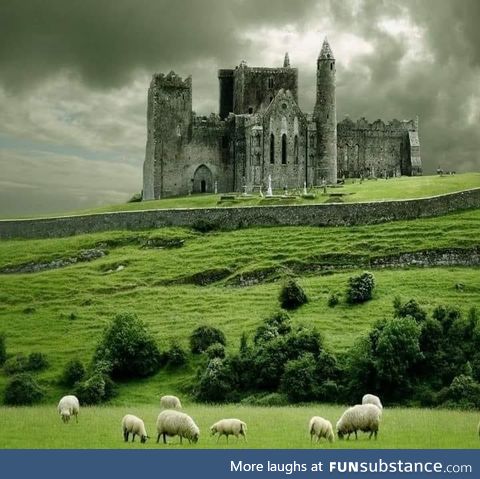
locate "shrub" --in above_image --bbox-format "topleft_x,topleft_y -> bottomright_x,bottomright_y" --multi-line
62,359 -> 86,386
93,312 -> 161,379
279,278 -> 308,310
0,333 -> 6,366
285,328 -> 323,357
75,373 -> 106,405
346,272 -> 375,304
206,342 -> 226,359
27,352 -> 49,371
253,311 -> 291,344
190,325 -> 226,354
164,342 -> 188,367
327,293 -> 340,308
195,358 -> 232,402
4,373 -> 44,405
394,298 -> 427,322
3,354 -> 29,375
441,374 -> 480,409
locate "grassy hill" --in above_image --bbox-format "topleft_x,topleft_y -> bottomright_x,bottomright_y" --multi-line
1,207 -> 479,404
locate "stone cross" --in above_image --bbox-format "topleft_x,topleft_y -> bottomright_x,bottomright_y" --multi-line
266,175 -> 273,197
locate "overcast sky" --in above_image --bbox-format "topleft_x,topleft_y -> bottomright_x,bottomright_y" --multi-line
0,0 -> 479,217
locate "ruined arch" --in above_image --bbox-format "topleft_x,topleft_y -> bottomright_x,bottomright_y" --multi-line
193,164 -> 213,193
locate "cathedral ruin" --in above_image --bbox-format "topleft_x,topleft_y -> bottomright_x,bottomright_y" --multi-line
143,39 -> 422,199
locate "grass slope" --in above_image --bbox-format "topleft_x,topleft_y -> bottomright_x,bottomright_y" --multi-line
2,173 -> 479,219
1,209 -> 479,403
0,404 -> 478,449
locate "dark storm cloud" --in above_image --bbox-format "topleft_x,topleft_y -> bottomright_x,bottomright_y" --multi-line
0,0 -> 319,90
0,0 -> 478,217
329,0 -> 480,170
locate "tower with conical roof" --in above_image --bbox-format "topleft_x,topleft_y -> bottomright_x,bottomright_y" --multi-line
313,38 -> 337,184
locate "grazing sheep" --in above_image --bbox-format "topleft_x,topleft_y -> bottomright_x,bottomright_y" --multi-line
309,416 -> 334,443
210,419 -> 247,443
362,393 -> 383,411
57,395 -> 80,424
156,410 -> 200,444
160,395 -> 182,409
336,404 -> 381,440
122,414 -> 149,443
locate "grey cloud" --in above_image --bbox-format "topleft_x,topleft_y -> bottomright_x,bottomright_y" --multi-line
0,149 -> 140,217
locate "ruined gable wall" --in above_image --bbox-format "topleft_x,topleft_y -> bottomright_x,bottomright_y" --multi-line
183,116 -> 233,194
337,118 -> 417,177
259,94 -> 307,191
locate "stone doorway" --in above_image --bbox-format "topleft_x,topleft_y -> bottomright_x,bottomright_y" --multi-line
193,165 -> 213,193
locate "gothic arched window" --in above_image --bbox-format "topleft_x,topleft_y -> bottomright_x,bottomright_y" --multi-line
294,135 -> 299,164
270,133 -> 275,164
281,134 -> 287,164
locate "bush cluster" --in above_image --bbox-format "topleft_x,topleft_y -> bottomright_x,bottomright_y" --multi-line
194,312 -> 339,403
3,352 -> 49,375
4,373 -> 44,405
190,325 -> 226,354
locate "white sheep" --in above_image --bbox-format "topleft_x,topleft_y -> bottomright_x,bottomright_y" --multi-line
336,404 -> 381,440
57,395 -> 80,424
156,410 -> 200,444
362,393 -> 383,411
309,416 -> 334,443
122,414 -> 149,443
210,418 -> 247,443
160,395 -> 182,409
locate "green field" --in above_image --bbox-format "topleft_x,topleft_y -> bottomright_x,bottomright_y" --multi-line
0,404 -> 478,449
2,173 -> 479,219
1,208 -> 480,404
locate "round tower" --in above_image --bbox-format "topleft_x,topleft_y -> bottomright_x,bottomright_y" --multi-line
313,38 -> 337,184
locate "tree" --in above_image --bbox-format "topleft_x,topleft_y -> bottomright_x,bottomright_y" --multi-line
374,318 -> 423,399
93,312 -> 161,379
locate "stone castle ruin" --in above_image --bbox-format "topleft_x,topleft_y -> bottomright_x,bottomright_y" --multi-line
143,39 -> 422,199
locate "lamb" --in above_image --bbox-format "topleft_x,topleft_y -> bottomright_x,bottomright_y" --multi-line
210,418 -> 247,443
122,414 -> 149,443
160,395 -> 182,409
362,393 -> 383,411
156,410 -> 200,444
336,404 -> 381,440
57,395 -> 80,424
309,416 -> 334,443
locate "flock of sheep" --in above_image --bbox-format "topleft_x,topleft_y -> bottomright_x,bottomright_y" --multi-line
57,393 -> 247,445
58,393 -> 480,445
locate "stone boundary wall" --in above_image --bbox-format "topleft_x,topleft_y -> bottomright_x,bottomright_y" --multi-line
1,188 -> 479,240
